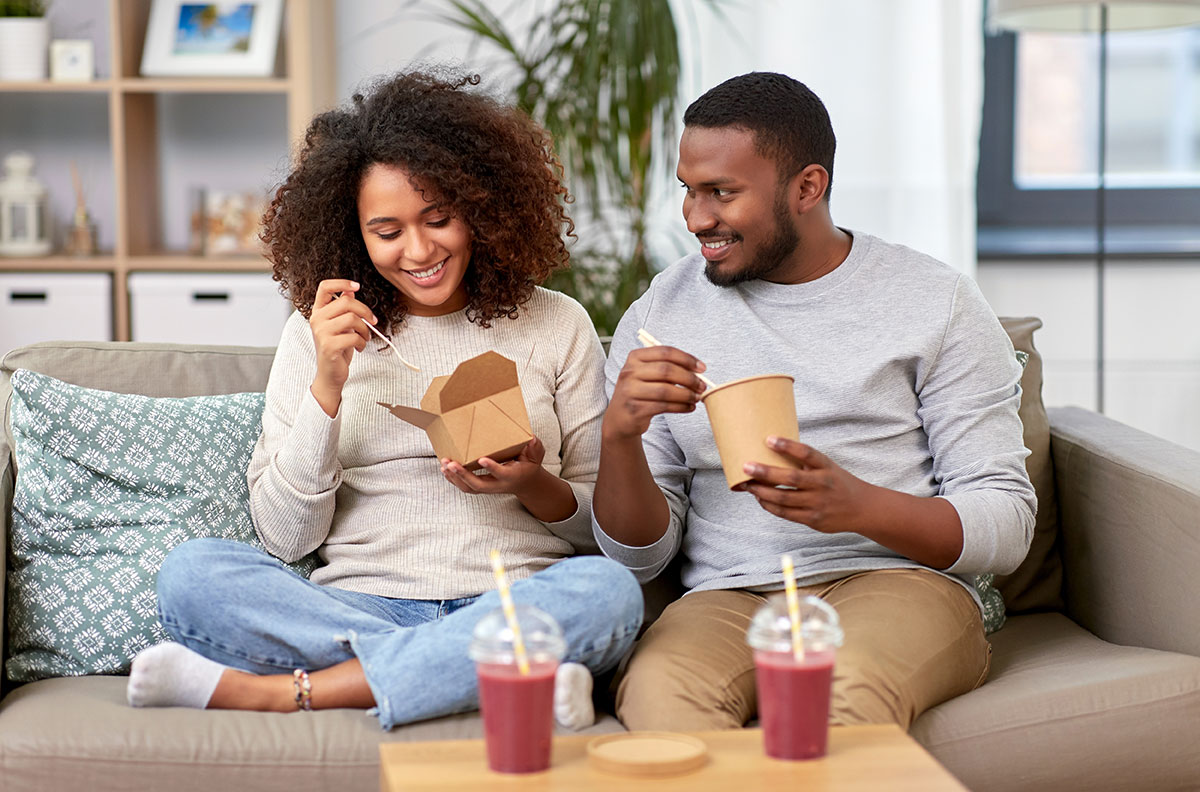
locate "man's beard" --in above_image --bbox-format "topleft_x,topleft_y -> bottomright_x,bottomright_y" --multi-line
704,190 -> 798,287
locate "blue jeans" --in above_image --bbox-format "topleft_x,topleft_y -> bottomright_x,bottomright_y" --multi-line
155,538 -> 643,729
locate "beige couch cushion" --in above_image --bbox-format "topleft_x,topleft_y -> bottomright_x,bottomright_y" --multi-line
910,612 -> 1200,792
994,317 -> 1062,613
0,676 -> 622,791
2,341 -> 276,470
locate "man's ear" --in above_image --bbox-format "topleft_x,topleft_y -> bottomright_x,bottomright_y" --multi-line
788,164 -> 831,215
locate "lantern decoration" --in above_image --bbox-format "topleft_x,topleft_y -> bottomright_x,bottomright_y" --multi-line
0,151 -> 53,257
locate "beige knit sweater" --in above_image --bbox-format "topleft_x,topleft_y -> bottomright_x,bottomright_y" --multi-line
247,287 -> 607,599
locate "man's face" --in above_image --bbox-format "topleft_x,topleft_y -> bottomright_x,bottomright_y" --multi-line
677,126 -> 800,287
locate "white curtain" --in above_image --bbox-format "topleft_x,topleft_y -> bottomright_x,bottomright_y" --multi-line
671,0 -> 984,275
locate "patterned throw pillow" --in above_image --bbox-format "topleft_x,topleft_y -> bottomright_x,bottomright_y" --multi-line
976,573 -> 1005,634
6,369 -> 314,682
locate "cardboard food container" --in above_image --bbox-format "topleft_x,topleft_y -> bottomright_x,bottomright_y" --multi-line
700,373 -> 801,489
377,351 -> 532,470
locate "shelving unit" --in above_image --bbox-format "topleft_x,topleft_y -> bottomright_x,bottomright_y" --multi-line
0,0 -> 334,342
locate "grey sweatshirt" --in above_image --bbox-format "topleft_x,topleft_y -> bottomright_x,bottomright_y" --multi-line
247,287 -> 607,599
593,231 -> 1037,609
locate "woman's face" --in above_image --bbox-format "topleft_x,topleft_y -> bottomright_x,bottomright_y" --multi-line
357,163 -> 471,317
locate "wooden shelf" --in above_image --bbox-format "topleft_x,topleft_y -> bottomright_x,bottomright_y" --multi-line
119,77 -> 291,94
0,256 -> 118,272
0,80 -> 114,93
125,254 -> 272,272
0,0 -> 334,342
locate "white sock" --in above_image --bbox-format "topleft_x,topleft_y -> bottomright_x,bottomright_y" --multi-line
554,662 -> 595,730
127,642 -> 229,709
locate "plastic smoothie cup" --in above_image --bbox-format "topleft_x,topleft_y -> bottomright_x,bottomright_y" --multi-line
468,604 -> 567,774
746,594 -> 844,760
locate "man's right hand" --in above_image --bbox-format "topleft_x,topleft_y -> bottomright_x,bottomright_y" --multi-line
603,345 -> 709,441
309,279 -> 375,417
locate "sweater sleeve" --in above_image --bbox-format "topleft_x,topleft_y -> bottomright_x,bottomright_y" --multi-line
537,297 -> 608,553
919,276 -> 1037,576
246,312 -> 343,562
591,293 -> 688,582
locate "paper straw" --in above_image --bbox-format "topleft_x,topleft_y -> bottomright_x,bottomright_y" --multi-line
781,554 -> 806,662
636,328 -> 717,389
489,549 -> 530,675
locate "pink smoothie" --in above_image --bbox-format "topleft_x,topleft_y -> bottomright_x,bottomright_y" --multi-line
754,648 -> 836,760
476,660 -> 558,773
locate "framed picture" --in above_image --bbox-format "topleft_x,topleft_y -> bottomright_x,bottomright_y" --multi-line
189,188 -> 268,256
140,1 -> 283,77
50,40 -> 95,82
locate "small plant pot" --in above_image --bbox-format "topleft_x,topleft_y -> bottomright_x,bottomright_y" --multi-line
0,17 -> 50,81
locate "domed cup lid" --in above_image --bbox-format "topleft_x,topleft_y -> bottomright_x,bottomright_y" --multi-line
468,603 -> 566,665
746,593 -> 844,653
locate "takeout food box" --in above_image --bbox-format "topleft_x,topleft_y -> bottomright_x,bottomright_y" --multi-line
377,351 -> 533,470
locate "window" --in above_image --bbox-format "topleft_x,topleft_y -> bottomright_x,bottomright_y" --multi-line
978,26 -> 1200,241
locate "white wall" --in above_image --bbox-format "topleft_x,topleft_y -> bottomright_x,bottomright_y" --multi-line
332,2 -> 1200,453
333,0 -> 981,275
978,259 -> 1200,453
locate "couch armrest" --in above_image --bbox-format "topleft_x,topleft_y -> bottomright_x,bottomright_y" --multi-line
1050,406 -> 1200,657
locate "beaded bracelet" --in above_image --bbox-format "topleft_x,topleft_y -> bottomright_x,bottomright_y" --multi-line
292,668 -> 312,711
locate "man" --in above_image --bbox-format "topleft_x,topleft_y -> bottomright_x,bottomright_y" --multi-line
592,72 -> 1035,730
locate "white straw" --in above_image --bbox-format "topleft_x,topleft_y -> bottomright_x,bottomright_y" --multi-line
636,328 -> 716,389
362,319 -> 420,372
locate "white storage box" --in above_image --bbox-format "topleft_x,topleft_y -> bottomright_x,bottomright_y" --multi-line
0,272 -> 112,355
129,272 -> 293,346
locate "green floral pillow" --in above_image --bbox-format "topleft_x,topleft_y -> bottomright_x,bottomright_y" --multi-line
976,573 -> 1005,634
6,369 -> 314,682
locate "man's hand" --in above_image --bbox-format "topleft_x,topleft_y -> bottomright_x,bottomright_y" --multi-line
603,346 -> 709,441
740,435 -> 875,535
741,435 -> 964,569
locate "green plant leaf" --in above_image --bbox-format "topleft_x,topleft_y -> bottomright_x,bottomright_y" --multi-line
428,0 -> 721,332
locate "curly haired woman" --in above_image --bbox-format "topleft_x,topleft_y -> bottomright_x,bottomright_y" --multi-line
126,69 -> 642,730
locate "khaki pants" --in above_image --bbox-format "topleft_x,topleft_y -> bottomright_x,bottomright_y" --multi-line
615,568 -> 991,731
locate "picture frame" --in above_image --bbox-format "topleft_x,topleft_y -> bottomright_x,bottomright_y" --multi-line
140,1 -> 283,78
189,188 -> 268,256
49,40 -> 95,82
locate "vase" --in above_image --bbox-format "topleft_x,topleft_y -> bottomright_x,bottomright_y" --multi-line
0,17 -> 50,81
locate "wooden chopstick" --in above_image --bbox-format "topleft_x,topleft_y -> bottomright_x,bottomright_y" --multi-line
636,328 -> 716,389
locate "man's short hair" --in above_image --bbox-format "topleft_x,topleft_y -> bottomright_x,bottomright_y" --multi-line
683,72 -> 836,201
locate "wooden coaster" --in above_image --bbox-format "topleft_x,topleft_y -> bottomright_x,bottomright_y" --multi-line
586,732 -> 708,777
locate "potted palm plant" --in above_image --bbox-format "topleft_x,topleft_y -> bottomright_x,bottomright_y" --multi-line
0,0 -> 50,81
435,0 -> 713,335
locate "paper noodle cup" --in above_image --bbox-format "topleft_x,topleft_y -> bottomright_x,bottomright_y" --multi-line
700,374 -> 799,489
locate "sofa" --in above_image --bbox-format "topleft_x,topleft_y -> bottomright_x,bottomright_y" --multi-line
2,324 -> 1199,792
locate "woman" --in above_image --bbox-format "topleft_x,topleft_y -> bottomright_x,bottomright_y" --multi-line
126,69 -> 642,730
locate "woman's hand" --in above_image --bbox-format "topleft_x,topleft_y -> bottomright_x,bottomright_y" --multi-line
309,279 -> 375,417
441,437 -> 578,522
440,437 -> 549,496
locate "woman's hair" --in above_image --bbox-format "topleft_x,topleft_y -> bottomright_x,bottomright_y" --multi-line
261,68 -> 574,330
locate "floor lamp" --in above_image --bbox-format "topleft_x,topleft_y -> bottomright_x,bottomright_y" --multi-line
987,0 -> 1200,414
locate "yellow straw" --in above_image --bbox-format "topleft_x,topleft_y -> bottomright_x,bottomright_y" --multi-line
636,328 -> 717,390
781,554 -> 806,662
489,549 -> 530,676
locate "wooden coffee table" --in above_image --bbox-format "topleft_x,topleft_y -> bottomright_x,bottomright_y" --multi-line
379,724 -> 967,791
